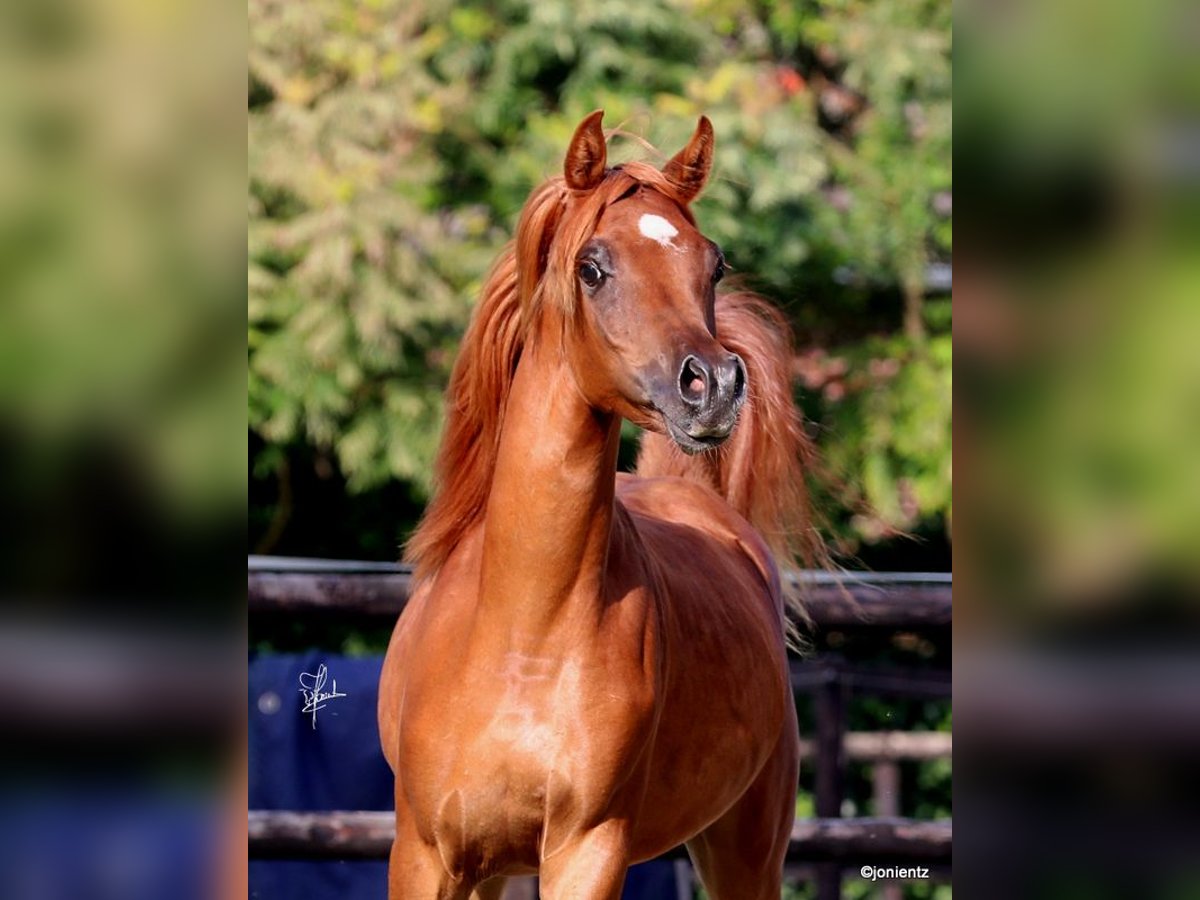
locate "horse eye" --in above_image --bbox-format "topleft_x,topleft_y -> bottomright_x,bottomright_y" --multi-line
578,260 -> 604,288
712,257 -> 726,284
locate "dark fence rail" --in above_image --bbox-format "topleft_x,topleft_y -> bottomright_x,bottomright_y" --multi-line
247,556 -> 951,630
791,660 -> 951,700
248,811 -> 952,865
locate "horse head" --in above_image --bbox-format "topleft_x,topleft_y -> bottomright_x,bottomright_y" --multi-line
525,110 -> 747,454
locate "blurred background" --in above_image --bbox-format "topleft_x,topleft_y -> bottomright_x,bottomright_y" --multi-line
1,0 -> 243,898
955,0 -> 1200,896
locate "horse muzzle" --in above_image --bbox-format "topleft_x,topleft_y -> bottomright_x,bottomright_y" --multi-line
657,351 -> 747,454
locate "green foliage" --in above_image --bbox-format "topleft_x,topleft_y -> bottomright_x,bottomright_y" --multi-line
800,324 -> 952,552
248,0 -> 951,557
249,0 -> 499,495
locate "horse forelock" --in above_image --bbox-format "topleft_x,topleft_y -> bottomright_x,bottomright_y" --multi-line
519,164 -> 696,321
405,163 -> 697,581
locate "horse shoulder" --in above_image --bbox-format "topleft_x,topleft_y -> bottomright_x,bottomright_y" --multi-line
614,473 -> 781,604
614,473 -> 788,687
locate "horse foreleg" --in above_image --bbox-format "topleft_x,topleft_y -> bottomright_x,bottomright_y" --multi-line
685,716 -> 801,899
538,820 -> 630,900
389,804 -> 474,900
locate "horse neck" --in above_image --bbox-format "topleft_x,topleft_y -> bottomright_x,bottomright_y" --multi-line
477,316 -> 621,637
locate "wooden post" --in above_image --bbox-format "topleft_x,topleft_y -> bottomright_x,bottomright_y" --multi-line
873,761 -> 902,900
872,760 -> 900,817
814,662 -> 846,900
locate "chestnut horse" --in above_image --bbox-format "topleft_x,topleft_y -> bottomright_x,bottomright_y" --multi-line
379,111 -> 821,898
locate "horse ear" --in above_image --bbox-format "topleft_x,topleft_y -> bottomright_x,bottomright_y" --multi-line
564,110 -> 607,191
663,115 -> 714,203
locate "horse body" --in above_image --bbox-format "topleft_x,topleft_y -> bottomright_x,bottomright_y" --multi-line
379,111 -> 818,898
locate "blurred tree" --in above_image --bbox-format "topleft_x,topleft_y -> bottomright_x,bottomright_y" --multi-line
249,0 -> 499,502
248,0 -> 951,562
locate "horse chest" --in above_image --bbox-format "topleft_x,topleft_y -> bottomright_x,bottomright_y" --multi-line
402,647 -> 657,855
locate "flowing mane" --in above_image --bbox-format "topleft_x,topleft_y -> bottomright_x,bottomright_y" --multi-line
405,163 -> 697,580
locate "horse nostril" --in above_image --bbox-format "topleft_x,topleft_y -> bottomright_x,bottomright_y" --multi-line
731,355 -> 747,404
679,355 -> 708,406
